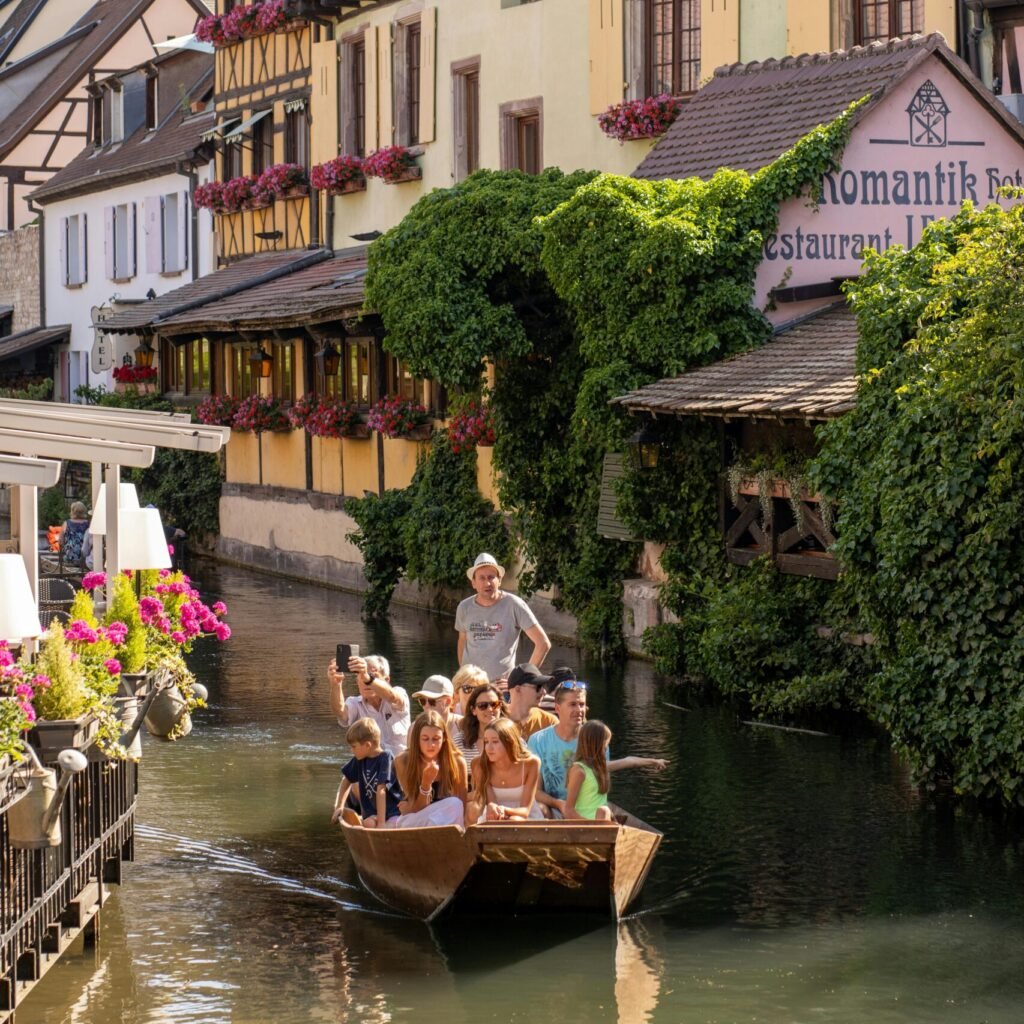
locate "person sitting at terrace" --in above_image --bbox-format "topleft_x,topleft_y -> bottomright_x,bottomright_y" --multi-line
451,683 -> 505,770
60,501 -> 90,569
505,663 -> 557,742
393,710 -> 468,828
328,653 -> 410,756
469,718 -> 543,822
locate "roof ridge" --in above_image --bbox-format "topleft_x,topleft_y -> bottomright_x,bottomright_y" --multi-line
713,31 -> 945,79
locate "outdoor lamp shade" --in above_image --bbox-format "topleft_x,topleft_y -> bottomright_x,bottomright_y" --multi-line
249,346 -> 273,379
627,423 -> 662,471
89,483 -> 140,535
314,342 -> 340,378
118,509 -> 172,571
0,554 -> 43,641
134,339 -> 156,368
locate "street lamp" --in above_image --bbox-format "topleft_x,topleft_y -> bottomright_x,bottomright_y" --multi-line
627,421 -> 662,471
133,338 -> 156,369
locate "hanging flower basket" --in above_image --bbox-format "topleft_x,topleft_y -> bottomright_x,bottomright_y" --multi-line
232,394 -> 292,434
310,155 -> 367,195
254,163 -> 309,204
363,146 -> 421,184
598,94 -> 684,143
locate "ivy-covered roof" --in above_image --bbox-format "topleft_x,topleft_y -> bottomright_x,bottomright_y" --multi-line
633,33 -> 1024,181
613,302 -> 858,421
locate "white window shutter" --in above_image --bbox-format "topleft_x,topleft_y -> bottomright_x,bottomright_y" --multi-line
144,196 -> 162,273
81,214 -> 88,283
129,201 -> 137,278
59,217 -> 68,286
177,191 -> 189,271
104,205 -> 115,279
418,7 -> 436,144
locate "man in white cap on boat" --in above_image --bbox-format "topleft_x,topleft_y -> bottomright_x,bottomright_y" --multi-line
455,552 -> 551,685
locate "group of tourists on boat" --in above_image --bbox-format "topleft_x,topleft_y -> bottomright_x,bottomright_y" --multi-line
327,553 -> 668,830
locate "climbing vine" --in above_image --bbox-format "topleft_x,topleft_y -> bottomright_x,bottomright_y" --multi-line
360,106 -> 862,654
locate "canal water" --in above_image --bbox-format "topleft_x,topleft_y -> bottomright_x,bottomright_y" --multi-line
17,564 -> 1024,1023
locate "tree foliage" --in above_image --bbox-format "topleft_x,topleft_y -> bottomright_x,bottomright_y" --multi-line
813,199 -> 1024,804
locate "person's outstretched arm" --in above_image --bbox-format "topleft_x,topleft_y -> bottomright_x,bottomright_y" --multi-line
608,756 -> 669,773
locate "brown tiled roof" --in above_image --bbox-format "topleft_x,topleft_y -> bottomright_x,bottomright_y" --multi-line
614,303 -> 858,421
0,323 -> 70,359
156,246 -> 369,334
97,248 -> 331,333
634,34 -> 1024,181
0,0 -> 208,158
31,50 -> 214,202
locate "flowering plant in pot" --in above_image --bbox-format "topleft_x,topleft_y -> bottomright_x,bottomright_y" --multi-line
289,393 -> 360,438
232,394 -> 291,433
310,155 -> 366,193
363,146 -> 420,184
0,643 -> 45,762
447,395 -> 495,453
254,163 -> 309,203
195,0 -> 287,47
112,365 -> 158,384
196,394 -> 241,427
598,94 -> 683,143
367,394 -> 430,439
193,181 -> 227,213
222,174 -> 261,211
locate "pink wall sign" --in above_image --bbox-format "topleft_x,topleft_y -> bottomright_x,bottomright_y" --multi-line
756,59 -> 1024,322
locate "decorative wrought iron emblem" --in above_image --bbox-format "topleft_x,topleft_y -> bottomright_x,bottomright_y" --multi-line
906,80 -> 949,147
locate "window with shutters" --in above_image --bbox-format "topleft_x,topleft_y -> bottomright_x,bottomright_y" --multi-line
854,0 -> 923,45
352,38 -> 366,156
452,58 -> 480,182
394,17 -> 422,147
144,193 -> 188,275
252,110 -> 274,175
60,214 -> 88,288
499,98 -> 543,174
642,0 -> 700,96
108,203 -> 136,281
285,107 -> 310,167
223,138 -> 243,181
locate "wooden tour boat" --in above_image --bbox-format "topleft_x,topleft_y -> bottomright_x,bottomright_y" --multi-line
339,805 -> 662,920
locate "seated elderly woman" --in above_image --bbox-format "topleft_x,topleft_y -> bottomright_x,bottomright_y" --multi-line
393,710 -> 467,827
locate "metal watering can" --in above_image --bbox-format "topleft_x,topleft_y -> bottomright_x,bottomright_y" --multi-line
117,676 -> 187,757
143,680 -> 208,740
6,745 -> 89,849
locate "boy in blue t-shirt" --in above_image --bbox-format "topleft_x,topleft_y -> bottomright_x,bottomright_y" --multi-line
332,717 -> 403,828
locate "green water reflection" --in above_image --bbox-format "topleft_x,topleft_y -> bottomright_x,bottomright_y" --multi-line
16,564 -> 1024,1023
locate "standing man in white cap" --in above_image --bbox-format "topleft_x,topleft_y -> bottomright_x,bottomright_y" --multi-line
455,552 -> 551,685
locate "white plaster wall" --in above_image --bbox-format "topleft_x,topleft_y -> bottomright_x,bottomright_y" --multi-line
41,161 -> 215,393
330,0 -> 656,245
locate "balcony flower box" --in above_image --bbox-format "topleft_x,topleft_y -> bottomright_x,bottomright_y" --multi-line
367,395 -> 430,439
195,0 -> 290,48
27,714 -> 99,763
598,94 -> 684,143
363,146 -> 421,185
311,155 -> 367,195
255,163 -> 309,204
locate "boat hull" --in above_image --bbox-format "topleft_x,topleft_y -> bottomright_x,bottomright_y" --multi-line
340,807 -> 661,920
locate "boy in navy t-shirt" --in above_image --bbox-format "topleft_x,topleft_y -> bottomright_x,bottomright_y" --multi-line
332,717 -> 403,827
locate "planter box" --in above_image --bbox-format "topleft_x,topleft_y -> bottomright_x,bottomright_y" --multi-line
329,179 -> 367,195
403,422 -> 432,441
0,753 -> 21,814
28,715 -> 99,763
114,381 -> 157,394
278,185 -> 310,200
736,477 -> 822,504
381,166 -> 422,185
344,422 -> 372,439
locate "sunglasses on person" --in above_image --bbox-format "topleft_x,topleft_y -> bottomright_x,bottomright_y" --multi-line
420,697 -> 445,707
474,700 -> 501,711
458,684 -> 476,693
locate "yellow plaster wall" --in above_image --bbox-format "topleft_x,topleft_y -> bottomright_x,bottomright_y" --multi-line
924,0 -> 957,44
476,445 -> 499,508
341,437 -> 378,496
260,430 -> 307,490
225,431 -> 261,485
786,0 -> 831,55
382,437 -> 427,491
311,436 -> 344,495
701,0 -> 740,77
330,0 -> 654,246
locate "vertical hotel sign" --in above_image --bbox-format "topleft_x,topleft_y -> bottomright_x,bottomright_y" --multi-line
756,61 -> 1024,308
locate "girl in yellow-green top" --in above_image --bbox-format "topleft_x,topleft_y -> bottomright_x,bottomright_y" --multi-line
564,720 -> 615,822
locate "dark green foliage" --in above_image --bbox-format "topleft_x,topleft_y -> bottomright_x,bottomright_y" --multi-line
38,486 -> 68,527
361,106 -> 861,655
812,200 -> 1024,804
130,448 -> 223,540
345,489 -> 413,618
346,435 -> 509,616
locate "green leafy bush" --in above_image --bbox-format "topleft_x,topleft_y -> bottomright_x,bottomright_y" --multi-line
345,489 -> 413,618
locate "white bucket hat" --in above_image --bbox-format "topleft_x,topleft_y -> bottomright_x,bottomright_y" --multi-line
412,675 -> 454,700
467,552 -> 505,583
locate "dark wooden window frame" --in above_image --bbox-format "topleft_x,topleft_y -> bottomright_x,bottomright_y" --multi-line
452,56 -> 481,181
394,14 -> 424,147
343,336 -> 374,408
284,106 -> 310,168
499,96 -> 543,174
162,337 -> 211,396
251,109 -> 274,175
853,0 -> 924,46
642,0 -> 701,97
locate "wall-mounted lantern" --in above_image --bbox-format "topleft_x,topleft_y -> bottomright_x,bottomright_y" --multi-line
627,421 -> 662,472
314,342 -> 341,378
133,338 -> 156,369
249,345 -> 274,379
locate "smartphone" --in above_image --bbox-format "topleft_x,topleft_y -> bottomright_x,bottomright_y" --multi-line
336,643 -> 359,667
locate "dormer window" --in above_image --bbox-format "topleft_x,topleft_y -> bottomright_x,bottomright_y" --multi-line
146,74 -> 159,131
111,86 -> 124,143
91,94 -> 103,147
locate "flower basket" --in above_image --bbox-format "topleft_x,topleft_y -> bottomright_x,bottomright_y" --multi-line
114,382 -> 157,395
254,163 -> 309,205
195,0 -> 289,48
598,94 -> 684,143
345,421 -> 372,439
197,394 -> 242,427
367,395 -> 430,439
27,714 -> 99,763
405,422 -> 432,441
311,154 -> 366,194
447,396 -> 495,452
232,394 -> 291,434
363,146 -> 420,184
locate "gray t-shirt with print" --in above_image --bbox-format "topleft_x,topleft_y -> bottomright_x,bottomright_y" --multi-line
455,591 -> 539,683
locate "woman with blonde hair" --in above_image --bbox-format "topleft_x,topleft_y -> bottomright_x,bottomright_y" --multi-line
469,718 -> 542,822
452,664 -> 488,717
452,683 -> 504,768
393,710 -> 467,827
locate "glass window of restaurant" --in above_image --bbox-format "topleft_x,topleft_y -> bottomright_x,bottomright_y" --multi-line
385,353 -> 425,405
271,342 -> 295,400
230,346 -> 259,398
162,338 -> 211,395
343,337 -> 373,407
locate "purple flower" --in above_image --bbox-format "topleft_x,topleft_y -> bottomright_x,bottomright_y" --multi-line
104,659 -> 122,675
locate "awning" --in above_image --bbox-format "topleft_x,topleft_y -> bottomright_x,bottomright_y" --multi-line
201,116 -> 240,142
614,304 -> 859,422
153,33 -> 215,55
223,109 -> 271,142
0,324 -> 70,361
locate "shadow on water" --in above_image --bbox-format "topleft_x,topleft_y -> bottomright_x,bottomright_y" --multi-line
15,562 -> 1024,1023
